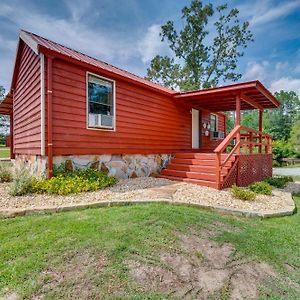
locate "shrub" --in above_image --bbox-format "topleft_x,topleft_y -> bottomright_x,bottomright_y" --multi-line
272,140 -> 297,165
0,163 -> 13,182
250,181 -> 272,195
264,175 -> 294,189
32,168 -> 116,195
9,166 -> 33,196
231,185 -> 256,201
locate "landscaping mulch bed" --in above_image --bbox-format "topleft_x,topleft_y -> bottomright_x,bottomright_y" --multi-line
0,178 -> 297,217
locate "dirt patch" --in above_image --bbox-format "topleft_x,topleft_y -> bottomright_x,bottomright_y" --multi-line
33,250 -> 106,299
127,233 -> 283,299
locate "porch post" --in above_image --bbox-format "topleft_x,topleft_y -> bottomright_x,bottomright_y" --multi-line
259,109 -> 263,153
236,94 -> 241,155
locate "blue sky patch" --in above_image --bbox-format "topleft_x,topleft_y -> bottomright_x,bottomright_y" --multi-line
0,0 -> 300,94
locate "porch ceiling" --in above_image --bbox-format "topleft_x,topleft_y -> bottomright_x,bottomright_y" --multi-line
173,80 -> 280,112
0,93 -> 13,115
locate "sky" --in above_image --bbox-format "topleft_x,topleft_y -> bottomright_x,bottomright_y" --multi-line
1,0 -> 300,95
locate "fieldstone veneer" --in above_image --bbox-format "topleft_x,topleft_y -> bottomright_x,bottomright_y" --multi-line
15,154 -> 172,179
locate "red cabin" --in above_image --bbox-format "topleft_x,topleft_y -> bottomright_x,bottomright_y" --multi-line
0,30 -> 280,189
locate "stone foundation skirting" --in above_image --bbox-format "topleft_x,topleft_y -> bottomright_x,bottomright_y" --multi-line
15,154 -> 47,178
15,154 -> 172,179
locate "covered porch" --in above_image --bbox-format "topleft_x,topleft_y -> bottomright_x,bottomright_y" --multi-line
0,92 -> 14,159
160,81 -> 280,189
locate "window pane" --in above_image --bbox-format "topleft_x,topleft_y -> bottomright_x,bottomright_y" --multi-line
88,75 -> 113,109
210,115 -> 217,131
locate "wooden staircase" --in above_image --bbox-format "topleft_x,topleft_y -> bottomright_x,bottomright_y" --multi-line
158,152 -> 236,189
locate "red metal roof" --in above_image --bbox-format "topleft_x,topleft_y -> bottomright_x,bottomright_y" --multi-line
2,30 -> 279,114
21,30 -> 174,95
174,80 -> 280,111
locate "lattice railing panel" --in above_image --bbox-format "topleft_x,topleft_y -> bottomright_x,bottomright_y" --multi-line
237,154 -> 272,187
222,158 -> 238,189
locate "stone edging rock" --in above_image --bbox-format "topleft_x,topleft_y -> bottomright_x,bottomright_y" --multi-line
0,192 -> 296,219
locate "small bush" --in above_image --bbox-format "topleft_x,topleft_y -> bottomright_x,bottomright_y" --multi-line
0,163 -> 13,182
32,168 -> 116,195
231,185 -> 256,201
250,181 -> 272,195
264,175 -> 294,189
9,167 -> 33,196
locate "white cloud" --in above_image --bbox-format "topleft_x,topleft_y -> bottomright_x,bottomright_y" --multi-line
0,1 -> 169,89
238,0 -> 300,27
137,24 -> 168,63
251,1 -> 300,25
269,77 -> 300,95
243,61 -> 269,81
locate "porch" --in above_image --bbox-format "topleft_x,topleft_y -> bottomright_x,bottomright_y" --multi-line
159,81 -> 280,189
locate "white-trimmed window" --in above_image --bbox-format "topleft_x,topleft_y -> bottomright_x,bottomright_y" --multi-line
87,73 -> 115,129
210,114 -> 218,132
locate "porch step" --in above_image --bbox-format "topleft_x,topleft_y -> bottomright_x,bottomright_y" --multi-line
158,175 -> 219,189
175,153 -> 235,160
160,169 -> 225,181
170,158 -> 234,167
166,163 -> 229,174
158,152 -> 236,189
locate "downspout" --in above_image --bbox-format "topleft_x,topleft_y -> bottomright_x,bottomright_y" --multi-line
40,53 -> 45,156
47,57 -> 53,178
9,110 -> 15,159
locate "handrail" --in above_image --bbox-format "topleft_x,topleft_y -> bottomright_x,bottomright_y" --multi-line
240,126 -> 272,138
214,125 -> 273,189
214,125 -> 241,153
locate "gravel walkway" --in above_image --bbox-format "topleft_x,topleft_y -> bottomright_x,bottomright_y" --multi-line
0,178 -> 297,215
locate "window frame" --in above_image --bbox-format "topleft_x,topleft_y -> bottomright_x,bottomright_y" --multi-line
86,72 -> 116,131
210,113 -> 218,132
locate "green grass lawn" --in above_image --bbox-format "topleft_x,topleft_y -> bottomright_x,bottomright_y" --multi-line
0,145 -> 9,158
1,196 -> 300,299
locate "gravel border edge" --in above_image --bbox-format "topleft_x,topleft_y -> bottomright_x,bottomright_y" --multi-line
0,192 -> 296,219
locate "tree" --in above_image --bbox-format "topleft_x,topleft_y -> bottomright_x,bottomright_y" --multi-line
146,0 -> 253,91
0,86 -> 9,137
266,91 -> 300,141
290,117 -> 300,153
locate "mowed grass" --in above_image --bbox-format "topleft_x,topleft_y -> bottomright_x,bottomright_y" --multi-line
0,145 -> 9,158
1,196 -> 300,299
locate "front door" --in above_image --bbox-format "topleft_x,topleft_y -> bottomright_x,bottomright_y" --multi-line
192,108 -> 200,148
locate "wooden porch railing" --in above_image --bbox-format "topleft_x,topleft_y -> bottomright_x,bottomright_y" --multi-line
214,125 -> 273,189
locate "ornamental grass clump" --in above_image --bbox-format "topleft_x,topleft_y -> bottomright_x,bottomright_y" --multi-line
250,181 -> 272,196
231,185 -> 256,201
9,166 -> 33,196
0,163 -> 13,182
31,168 -> 116,195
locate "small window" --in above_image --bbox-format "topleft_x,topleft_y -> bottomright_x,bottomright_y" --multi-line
87,74 -> 115,129
210,114 -> 217,132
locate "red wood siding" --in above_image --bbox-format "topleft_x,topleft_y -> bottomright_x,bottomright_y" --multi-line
13,43 -> 41,155
51,59 -> 192,155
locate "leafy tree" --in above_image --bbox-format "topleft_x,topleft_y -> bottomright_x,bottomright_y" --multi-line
146,0 -> 253,91
290,117 -> 300,154
266,91 -> 300,141
0,86 -> 9,137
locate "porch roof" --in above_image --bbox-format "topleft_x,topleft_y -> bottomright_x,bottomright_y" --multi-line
0,93 -> 13,115
174,80 -> 280,112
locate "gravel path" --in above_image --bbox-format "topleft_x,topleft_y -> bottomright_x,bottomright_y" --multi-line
0,177 -> 297,214
273,167 -> 300,176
